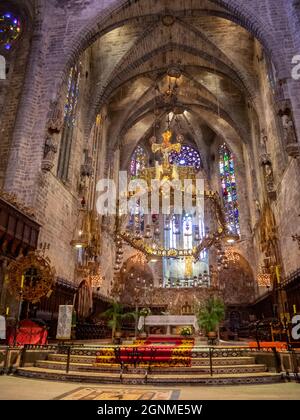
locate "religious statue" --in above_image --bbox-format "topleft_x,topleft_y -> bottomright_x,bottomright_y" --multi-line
47,98 -> 64,134
261,153 -> 276,199
278,104 -> 300,158
41,134 -> 58,172
184,256 -> 194,278
279,108 -> 297,145
255,199 -> 261,220
259,131 -> 276,200
41,98 -> 64,172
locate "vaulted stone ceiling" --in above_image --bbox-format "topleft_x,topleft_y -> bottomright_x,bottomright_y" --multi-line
81,0 -> 265,170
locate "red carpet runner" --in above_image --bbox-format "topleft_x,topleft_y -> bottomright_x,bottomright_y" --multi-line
94,337 -> 195,367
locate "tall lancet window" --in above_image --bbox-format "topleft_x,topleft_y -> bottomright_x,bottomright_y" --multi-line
219,143 -> 240,235
57,64 -> 80,181
130,145 -> 147,177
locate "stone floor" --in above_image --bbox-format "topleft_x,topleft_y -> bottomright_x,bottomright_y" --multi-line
0,376 -> 299,400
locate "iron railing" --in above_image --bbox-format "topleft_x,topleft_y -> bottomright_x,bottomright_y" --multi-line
7,343 -> 300,383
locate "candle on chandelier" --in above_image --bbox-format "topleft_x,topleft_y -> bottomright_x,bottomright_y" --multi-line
275,266 -> 281,284
21,274 -> 25,289
293,304 -> 297,314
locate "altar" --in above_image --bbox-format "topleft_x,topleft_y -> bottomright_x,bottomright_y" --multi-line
140,315 -> 199,335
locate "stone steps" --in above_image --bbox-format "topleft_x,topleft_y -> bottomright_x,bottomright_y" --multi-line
16,366 -> 283,386
35,359 -> 267,374
16,344 -> 283,386
48,353 -> 257,366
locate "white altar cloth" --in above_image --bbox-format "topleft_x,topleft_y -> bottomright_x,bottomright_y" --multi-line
139,315 -> 199,331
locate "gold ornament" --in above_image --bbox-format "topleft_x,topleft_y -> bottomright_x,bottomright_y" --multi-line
7,252 -> 55,303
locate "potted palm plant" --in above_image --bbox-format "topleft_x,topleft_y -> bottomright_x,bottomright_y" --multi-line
101,301 -> 135,343
197,297 -> 225,344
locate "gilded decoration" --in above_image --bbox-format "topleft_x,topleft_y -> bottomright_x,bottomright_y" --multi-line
7,252 -> 55,303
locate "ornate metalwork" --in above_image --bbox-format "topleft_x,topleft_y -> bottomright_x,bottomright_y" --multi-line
7,252 -> 55,303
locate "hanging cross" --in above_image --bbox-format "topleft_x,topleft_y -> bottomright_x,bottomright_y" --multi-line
151,130 -> 181,166
25,267 -> 40,288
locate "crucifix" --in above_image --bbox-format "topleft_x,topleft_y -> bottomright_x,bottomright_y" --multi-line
151,130 -> 181,167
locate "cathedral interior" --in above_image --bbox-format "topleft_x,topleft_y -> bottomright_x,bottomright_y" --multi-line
0,0 -> 300,397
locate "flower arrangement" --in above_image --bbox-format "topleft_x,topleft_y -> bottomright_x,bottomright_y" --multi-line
181,327 -> 192,337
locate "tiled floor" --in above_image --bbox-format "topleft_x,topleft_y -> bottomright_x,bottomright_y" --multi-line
0,376 -> 299,400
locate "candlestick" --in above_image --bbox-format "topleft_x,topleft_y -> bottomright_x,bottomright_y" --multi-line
275,266 -> 280,284
21,274 -> 25,289
6,307 -> 9,316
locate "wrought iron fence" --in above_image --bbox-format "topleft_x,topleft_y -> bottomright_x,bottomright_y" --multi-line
4,343 -> 299,383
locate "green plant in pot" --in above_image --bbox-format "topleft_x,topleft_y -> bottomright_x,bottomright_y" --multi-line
197,297 -> 225,343
100,301 -> 135,342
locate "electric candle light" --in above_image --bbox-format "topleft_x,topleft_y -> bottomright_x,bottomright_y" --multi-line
21,274 -> 25,289
275,266 -> 281,284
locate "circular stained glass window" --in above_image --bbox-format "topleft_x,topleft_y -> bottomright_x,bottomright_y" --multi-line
169,145 -> 201,170
0,13 -> 21,51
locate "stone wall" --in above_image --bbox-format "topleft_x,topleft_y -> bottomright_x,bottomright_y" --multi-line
0,21 -> 32,188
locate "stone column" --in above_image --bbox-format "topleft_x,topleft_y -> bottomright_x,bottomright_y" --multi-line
4,16 -> 50,206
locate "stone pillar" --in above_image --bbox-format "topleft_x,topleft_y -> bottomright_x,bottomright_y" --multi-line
4,6 -> 54,207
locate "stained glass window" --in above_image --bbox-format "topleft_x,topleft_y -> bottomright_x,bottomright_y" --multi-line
0,13 -> 21,51
219,143 -> 240,235
169,145 -> 201,170
130,145 -> 147,177
64,65 -> 80,128
57,64 -> 80,180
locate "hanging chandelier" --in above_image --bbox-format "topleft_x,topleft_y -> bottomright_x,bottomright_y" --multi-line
224,246 -> 240,264
89,266 -> 104,289
161,270 -> 212,289
257,267 -> 272,289
118,183 -> 231,261
113,67 -> 239,291
130,251 -> 148,268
